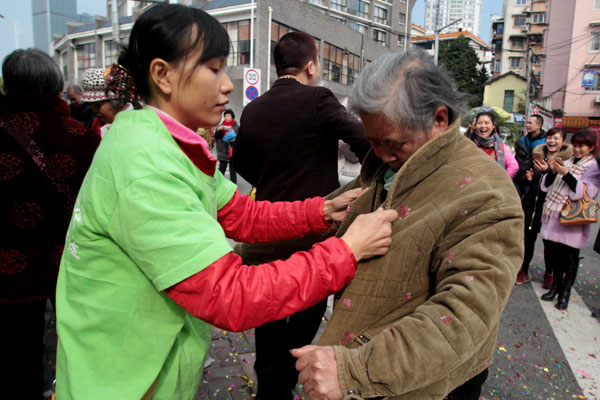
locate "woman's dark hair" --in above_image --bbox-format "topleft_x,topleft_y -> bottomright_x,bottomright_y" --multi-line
475,111 -> 496,124
571,129 -> 598,154
2,48 -> 64,96
118,3 -> 230,100
223,109 -> 235,119
274,31 -> 318,77
546,127 -> 566,141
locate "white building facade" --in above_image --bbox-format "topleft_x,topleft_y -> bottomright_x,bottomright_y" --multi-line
423,0 -> 482,37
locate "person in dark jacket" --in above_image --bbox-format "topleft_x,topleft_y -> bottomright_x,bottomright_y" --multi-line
514,114 -> 546,196
516,127 -> 572,286
233,31 -> 371,399
0,48 -> 100,400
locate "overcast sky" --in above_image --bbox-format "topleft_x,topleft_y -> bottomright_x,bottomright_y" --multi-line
0,0 -> 502,69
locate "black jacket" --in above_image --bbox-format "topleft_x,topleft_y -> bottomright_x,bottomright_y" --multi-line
233,79 -> 370,202
514,130 -> 546,186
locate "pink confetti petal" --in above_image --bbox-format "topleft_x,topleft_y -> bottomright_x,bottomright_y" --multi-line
343,298 -> 352,307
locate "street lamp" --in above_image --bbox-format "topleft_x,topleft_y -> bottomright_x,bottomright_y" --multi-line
433,18 -> 461,66
0,14 -> 20,49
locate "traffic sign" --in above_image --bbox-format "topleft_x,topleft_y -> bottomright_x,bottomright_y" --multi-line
245,69 -> 260,85
243,67 -> 261,106
245,85 -> 259,101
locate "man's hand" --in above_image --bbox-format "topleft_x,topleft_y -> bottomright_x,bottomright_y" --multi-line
323,188 -> 369,223
291,345 -> 343,400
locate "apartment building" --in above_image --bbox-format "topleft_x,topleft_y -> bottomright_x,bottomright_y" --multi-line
423,0 -> 482,37
541,0 -> 600,133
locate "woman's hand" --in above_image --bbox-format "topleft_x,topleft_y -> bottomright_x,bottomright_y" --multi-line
549,157 -> 568,175
341,208 -> 398,261
533,158 -> 548,172
525,168 -> 534,181
323,188 -> 368,223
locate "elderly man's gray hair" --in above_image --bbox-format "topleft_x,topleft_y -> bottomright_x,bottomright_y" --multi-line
67,85 -> 84,94
349,47 -> 467,132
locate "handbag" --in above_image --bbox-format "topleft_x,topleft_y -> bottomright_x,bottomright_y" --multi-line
559,184 -> 599,226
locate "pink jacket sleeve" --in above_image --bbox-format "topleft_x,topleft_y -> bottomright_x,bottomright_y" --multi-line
217,189 -> 331,243
503,145 -> 519,179
165,237 -> 356,332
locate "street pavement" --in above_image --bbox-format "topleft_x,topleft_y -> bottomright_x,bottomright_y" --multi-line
45,168 -> 600,399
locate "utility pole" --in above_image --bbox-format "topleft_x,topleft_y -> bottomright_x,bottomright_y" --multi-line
111,0 -> 120,45
525,46 -> 532,119
434,18 -> 461,65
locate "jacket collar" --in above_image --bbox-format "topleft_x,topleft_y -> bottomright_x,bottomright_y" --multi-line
359,118 -> 462,206
146,106 -> 217,176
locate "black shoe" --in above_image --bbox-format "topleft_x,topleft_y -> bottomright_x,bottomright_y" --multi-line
592,309 -> 600,320
541,282 -> 560,301
556,287 -> 571,310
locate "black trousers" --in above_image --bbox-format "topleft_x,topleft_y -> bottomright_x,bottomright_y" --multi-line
446,368 -> 489,400
521,227 -> 539,274
254,299 -> 327,400
0,300 -> 47,400
218,160 -> 237,183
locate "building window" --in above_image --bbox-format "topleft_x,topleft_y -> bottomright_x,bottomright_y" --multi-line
512,38 -> 524,49
596,0 -> 600,10
591,32 -> 600,52
223,20 -> 253,66
399,12 -> 406,25
373,29 -> 387,46
348,21 -> 367,34
373,6 -> 388,25
532,12 -> 546,24
330,0 -> 347,12
104,40 -> 119,67
347,0 -> 368,19
494,59 -> 501,73
322,42 -> 361,85
331,15 -> 346,23
307,0 -> 323,5
509,57 -> 522,68
515,0 -> 526,5
76,43 -> 95,80
513,16 -> 526,26
397,34 -> 405,49
503,90 -> 515,112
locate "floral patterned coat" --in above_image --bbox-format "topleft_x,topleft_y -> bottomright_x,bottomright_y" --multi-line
0,93 -> 99,302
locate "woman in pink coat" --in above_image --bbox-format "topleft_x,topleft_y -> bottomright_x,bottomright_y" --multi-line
468,111 -> 519,178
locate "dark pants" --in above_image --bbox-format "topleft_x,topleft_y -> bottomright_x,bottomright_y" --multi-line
543,239 -> 579,282
521,227 -> 539,274
254,299 -> 327,400
0,300 -> 47,399
219,160 -> 237,183
446,368 -> 489,400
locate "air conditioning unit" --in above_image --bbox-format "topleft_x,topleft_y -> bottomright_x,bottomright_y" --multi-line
595,95 -> 600,103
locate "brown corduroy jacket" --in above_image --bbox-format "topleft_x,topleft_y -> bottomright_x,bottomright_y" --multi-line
318,119 -> 523,399
236,120 -> 523,399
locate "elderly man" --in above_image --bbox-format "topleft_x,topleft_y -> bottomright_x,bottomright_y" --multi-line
292,48 -> 524,400
66,84 -> 95,128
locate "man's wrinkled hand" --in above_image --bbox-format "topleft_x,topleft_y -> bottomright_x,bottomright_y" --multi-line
291,345 -> 343,400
